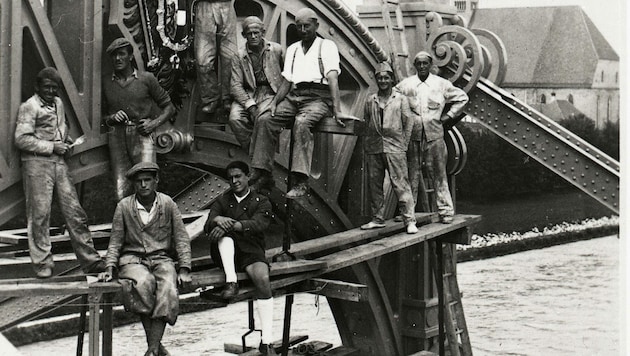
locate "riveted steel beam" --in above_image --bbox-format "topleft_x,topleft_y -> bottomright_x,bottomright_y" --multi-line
463,76 -> 619,213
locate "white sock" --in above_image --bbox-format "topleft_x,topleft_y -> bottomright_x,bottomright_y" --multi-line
218,237 -> 237,283
255,297 -> 274,344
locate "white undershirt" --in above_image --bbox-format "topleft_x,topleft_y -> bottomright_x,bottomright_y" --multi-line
234,189 -> 251,203
136,197 -> 157,224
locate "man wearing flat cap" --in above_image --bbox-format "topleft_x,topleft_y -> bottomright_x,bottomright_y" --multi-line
361,62 -> 418,234
229,16 -> 293,192
194,0 -> 238,115
15,67 -> 105,278
100,161 -> 192,356
252,8 -> 347,198
102,37 -> 176,202
395,51 -> 469,224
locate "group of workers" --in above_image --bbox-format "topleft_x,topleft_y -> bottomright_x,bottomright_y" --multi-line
12,2 -> 468,355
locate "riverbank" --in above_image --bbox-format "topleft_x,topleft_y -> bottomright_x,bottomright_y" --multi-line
458,215 -> 619,262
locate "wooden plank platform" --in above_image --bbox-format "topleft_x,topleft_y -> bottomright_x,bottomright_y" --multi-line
0,211 -> 208,247
265,212 -> 438,259
193,259 -> 327,287
210,214 -> 480,302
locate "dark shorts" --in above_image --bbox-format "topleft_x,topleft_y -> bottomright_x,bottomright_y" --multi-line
210,234 -> 268,271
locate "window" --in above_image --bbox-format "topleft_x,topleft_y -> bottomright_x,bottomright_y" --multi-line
540,94 -> 546,104
601,70 -> 604,82
568,94 -> 574,104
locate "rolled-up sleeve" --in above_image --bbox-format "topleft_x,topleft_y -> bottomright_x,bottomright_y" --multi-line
321,39 -> 341,77
444,82 -> 468,118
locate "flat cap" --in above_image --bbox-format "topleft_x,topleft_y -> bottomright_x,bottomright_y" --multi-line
125,162 -> 159,179
295,8 -> 318,22
242,16 -> 264,31
413,51 -> 433,63
375,62 -> 393,75
106,38 -> 132,54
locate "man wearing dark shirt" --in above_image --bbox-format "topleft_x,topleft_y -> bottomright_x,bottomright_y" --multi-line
204,161 -> 277,355
102,37 -> 176,201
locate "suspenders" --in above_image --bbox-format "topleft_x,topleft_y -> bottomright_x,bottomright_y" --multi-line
290,37 -> 325,84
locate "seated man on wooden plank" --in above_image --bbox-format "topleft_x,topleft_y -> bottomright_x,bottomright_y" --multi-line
99,162 -> 192,356
204,160 -> 278,356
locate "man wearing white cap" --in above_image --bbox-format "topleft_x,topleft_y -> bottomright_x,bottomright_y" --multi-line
229,16 -> 293,192
253,8 -> 346,198
361,62 -> 418,234
102,37 -> 176,201
395,51 -> 468,223
100,161 -> 192,356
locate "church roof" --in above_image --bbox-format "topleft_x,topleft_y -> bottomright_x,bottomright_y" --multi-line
470,6 -> 618,88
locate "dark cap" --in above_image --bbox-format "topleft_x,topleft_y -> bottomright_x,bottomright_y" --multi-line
106,38 -> 132,55
125,162 -> 160,179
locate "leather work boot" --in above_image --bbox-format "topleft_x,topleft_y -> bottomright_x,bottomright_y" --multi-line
286,182 -> 308,198
221,282 -> 239,299
87,260 -> 106,274
360,221 -> 386,230
259,342 -> 278,356
440,216 -> 454,224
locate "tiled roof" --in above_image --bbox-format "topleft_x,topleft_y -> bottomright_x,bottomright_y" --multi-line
470,6 -> 618,87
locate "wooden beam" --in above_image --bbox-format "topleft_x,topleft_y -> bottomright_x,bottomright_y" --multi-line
192,259 -> 327,287
265,213 -> 438,259
224,335 -> 308,355
293,278 -> 369,302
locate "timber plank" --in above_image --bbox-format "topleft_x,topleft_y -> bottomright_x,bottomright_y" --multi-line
265,213 -> 438,258
255,215 -> 481,295
193,259 -> 327,286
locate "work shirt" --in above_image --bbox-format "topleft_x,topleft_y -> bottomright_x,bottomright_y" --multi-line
395,73 -> 468,142
282,37 -> 340,85
15,94 -> 70,160
104,192 -> 192,270
363,91 -> 415,154
102,69 -> 171,124
205,189 -> 272,242
230,40 -> 285,110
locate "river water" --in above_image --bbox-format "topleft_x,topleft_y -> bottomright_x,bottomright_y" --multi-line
18,236 -> 619,355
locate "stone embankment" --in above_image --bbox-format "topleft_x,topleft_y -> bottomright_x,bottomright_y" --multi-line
457,216 -> 619,262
